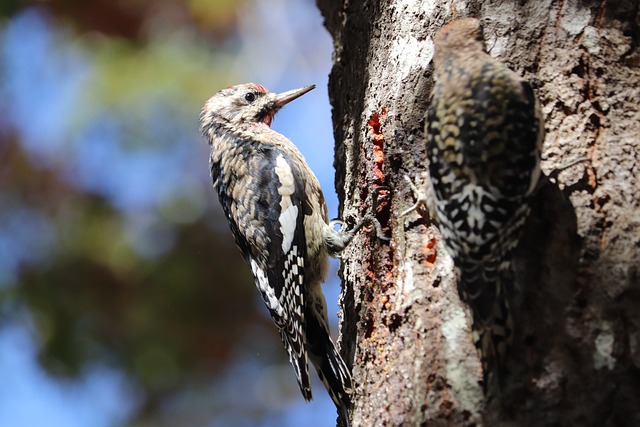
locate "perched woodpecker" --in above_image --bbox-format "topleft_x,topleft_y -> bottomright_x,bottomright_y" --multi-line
404,18 -> 543,390
200,83 -> 357,424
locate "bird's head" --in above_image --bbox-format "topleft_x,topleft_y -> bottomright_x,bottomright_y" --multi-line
200,83 -> 315,130
433,18 -> 485,53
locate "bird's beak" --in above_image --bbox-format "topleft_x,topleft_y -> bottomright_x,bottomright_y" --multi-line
272,85 -> 316,107
259,85 -> 315,127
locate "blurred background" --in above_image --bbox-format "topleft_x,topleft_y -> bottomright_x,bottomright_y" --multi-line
0,0 -> 342,425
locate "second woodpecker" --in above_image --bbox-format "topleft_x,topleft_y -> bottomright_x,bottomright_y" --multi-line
406,18 -> 544,390
200,83 -> 356,424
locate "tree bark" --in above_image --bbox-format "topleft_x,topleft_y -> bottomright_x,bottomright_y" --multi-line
317,0 -> 640,426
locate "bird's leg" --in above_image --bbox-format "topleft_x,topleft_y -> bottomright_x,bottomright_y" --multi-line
400,172 -> 439,220
546,157 -> 589,184
400,174 -> 429,217
326,186 -> 390,256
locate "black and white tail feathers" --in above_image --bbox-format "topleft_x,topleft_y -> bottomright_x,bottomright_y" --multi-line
306,303 -> 352,427
458,260 -> 514,393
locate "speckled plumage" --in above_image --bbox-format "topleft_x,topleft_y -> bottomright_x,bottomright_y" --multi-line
200,83 -> 352,424
426,18 -> 543,390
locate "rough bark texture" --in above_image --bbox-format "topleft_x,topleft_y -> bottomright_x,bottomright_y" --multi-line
317,0 -> 640,426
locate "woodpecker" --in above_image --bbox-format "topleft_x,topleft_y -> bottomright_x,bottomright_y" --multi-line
200,83 -> 362,424
404,18 -> 543,391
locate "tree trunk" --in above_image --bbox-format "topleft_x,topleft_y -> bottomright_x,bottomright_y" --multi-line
316,1 -> 640,426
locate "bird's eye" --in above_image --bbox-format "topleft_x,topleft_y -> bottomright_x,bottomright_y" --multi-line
244,92 -> 256,103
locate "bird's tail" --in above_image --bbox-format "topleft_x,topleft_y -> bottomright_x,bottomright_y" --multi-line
460,265 -> 514,394
306,308 -> 353,427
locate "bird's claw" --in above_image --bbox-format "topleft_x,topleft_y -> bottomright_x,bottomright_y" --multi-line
400,174 -> 428,217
